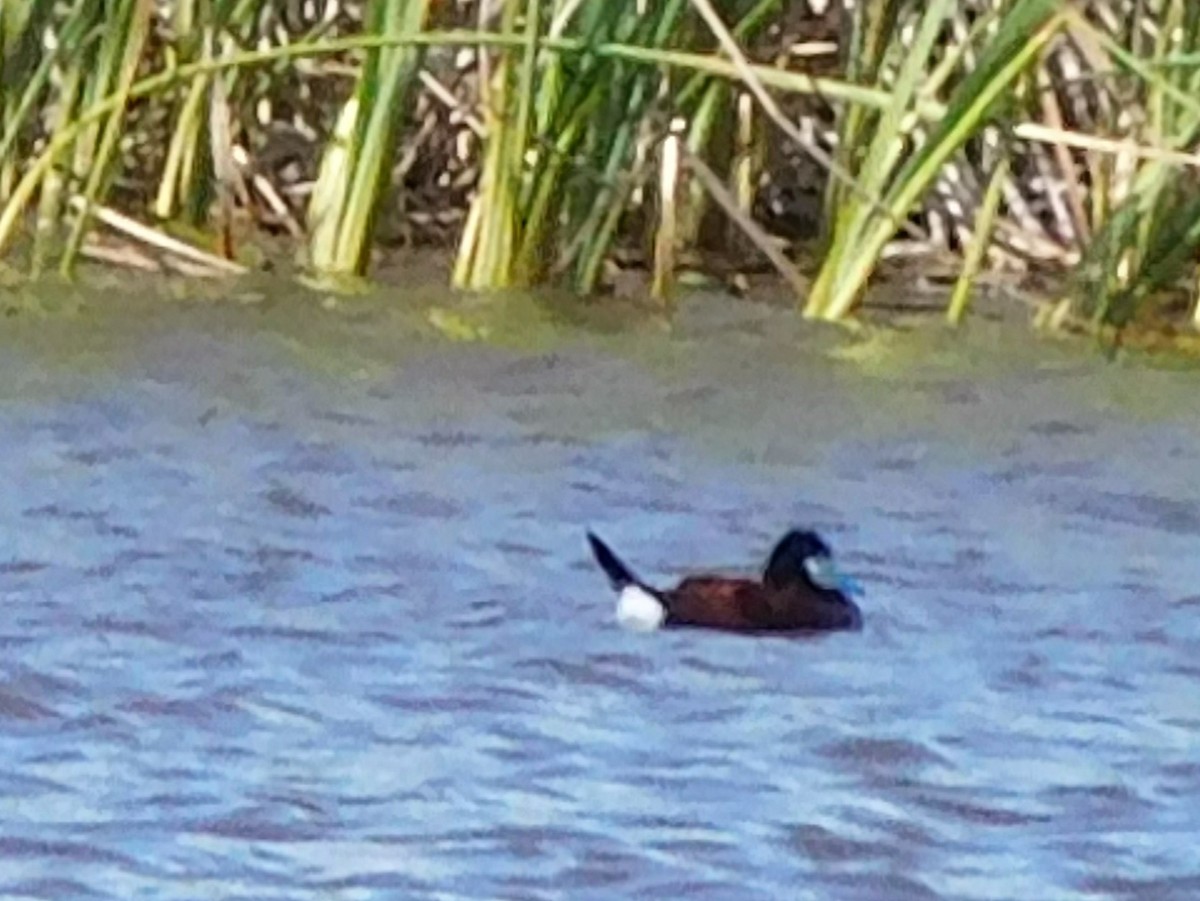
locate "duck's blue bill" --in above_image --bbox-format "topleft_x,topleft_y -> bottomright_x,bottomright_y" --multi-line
837,572 -> 866,597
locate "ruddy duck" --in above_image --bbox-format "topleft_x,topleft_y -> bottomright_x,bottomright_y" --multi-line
587,529 -> 864,633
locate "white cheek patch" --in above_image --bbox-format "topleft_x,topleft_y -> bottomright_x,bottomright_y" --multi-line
616,585 -> 666,632
804,555 -> 841,590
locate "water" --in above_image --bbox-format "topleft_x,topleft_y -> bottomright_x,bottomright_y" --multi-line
1,285 -> 1198,900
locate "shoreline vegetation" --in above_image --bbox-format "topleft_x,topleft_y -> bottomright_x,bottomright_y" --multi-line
1,0 -> 1199,351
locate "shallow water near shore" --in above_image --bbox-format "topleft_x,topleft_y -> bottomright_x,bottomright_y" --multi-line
0,276 -> 1198,900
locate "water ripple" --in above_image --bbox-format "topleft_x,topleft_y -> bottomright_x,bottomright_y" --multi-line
0,301 -> 1196,899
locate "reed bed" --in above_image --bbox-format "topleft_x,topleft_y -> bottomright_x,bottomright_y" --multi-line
1,0 -> 1198,338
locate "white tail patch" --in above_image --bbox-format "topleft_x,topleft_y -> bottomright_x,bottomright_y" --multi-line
616,585 -> 666,632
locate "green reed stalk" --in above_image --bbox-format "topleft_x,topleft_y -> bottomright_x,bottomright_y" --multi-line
822,0 -> 899,249
153,0 -> 249,224
2,9 -> 1078,290
810,0 -> 958,318
0,0 -> 62,201
154,0 -> 202,220
1132,0 -> 1184,268
452,0 -> 536,290
569,0 -> 689,293
29,0 -> 106,272
675,0 -> 781,251
1067,2 -> 1200,329
947,152 -> 1009,326
59,0 -> 155,275
457,0 -> 693,294
510,0 -> 620,285
0,23 -> 941,266
807,0 -> 1065,321
308,0 -> 433,277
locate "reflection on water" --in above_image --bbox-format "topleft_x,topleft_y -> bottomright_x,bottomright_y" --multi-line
0,285 -> 1198,900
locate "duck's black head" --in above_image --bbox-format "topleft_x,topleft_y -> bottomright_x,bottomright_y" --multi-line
763,529 -> 863,599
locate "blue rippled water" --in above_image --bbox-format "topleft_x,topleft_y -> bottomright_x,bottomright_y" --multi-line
0,293 -> 1197,900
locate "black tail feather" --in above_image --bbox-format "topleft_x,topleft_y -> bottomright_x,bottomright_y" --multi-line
587,531 -> 639,590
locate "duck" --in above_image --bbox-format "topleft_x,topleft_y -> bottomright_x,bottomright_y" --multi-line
586,528 -> 864,634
